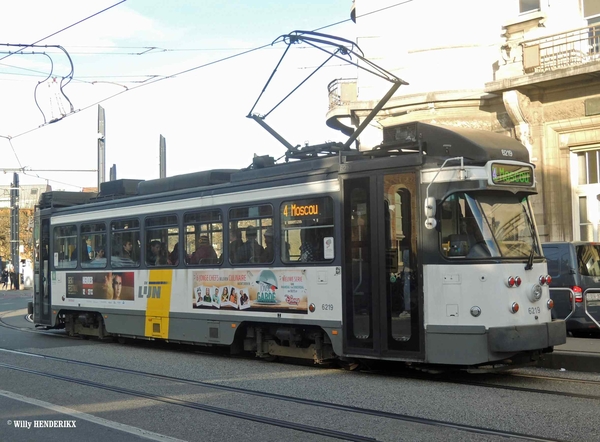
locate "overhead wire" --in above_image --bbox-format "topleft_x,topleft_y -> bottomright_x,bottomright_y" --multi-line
2,0 -> 415,188
0,0 -> 127,63
0,0 -> 128,188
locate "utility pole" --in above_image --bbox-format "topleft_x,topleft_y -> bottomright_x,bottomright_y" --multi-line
10,172 -> 19,290
159,135 -> 166,178
98,105 -> 106,189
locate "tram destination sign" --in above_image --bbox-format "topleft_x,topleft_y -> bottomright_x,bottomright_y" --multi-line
491,163 -> 534,186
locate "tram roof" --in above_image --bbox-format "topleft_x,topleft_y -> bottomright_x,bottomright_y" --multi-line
37,123 -> 531,210
382,122 -> 530,164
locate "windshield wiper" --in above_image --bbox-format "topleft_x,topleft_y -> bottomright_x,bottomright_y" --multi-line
522,202 -> 537,271
525,245 -> 535,271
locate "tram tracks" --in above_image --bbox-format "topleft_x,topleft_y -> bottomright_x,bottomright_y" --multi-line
0,347 -> 570,442
3,310 -> 599,404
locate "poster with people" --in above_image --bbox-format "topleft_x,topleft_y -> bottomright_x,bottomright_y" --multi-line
191,269 -> 307,314
65,272 -> 135,300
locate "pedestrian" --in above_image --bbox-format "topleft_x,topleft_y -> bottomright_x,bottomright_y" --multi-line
7,262 -> 15,290
1,267 -> 8,290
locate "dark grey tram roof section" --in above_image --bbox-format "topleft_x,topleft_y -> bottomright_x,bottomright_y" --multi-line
383,122 -> 531,164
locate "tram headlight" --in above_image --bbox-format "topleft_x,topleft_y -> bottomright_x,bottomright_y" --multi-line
528,283 -> 543,302
470,306 -> 481,317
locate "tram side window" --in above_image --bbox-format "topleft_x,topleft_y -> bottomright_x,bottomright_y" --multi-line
111,218 -> 140,268
184,210 -> 223,266
145,214 -> 179,266
281,197 -> 335,263
81,222 -> 107,269
229,204 -> 273,264
53,225 -> 77,269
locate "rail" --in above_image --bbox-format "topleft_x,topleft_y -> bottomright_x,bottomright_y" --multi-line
522,24 -> 600,73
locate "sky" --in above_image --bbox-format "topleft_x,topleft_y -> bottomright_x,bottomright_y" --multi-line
0,0 -> 357,191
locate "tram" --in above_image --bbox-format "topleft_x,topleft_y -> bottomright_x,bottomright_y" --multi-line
31,31 -> 565,370
31,120 -> 566,369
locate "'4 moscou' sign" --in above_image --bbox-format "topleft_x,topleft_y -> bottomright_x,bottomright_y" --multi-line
491,163 -> 534,186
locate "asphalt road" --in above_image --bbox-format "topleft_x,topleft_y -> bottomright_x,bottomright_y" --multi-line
0,292 -> 598,442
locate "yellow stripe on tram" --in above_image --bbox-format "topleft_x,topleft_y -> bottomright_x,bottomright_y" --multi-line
144,269 -> 173,339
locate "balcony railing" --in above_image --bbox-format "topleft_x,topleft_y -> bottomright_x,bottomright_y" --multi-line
327,78 -> 357,111
522,24 -> 600,73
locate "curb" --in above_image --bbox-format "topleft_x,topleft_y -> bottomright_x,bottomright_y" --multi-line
537,351 -> 600,374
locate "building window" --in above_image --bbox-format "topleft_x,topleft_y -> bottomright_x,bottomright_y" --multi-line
576,149 -> 600,184
519,0 -> 540,14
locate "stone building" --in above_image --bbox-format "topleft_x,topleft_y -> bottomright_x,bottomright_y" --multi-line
327,0 -> 600,242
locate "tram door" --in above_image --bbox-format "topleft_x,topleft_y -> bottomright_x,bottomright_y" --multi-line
34,216 -> 51,325
343,173 -> 422,358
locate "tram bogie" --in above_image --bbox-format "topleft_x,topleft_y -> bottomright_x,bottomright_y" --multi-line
31,121 -> 566,371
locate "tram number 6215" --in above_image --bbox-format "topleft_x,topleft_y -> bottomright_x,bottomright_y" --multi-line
322,304 -> 334,311
528,306 -> 541,314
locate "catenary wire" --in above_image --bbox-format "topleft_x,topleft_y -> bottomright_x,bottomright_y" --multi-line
0,1 -> 127,63
1,0 -> 416,189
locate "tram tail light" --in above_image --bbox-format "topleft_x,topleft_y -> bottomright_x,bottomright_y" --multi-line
507,276 -> 522,288
547,299 -> 554,310
539,275 -> 552,286
571,286 -> 583,303
510,302 -> 519,313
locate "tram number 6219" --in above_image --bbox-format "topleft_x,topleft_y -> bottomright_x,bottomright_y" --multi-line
528,306 -> 541,314
322,304 -> 334,311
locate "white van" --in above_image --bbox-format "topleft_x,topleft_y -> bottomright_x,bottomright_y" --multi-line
20,259 -> 33,289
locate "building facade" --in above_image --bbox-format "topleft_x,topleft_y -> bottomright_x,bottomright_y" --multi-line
327,0 -> 600,242
0,184 -> 50,210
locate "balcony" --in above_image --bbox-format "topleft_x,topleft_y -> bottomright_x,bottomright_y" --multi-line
326,78 -> 357,136
488,24 -> 600,93
522,25 -> 600,74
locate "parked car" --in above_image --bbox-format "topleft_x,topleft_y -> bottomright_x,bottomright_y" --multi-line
542,242 -> 600,337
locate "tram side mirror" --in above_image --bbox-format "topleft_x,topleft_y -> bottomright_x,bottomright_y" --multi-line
425,217 -> 437,229
424,197 -> 436,218
424,197 -> 437,230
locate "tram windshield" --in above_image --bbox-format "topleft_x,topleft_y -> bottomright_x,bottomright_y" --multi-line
440,192 -> 540,259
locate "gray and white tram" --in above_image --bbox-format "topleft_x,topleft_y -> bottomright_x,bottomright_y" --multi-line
31,121 -> 566,370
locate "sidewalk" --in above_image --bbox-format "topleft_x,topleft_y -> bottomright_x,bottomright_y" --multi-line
538,337 -> 600,373
0,288 -> 32,298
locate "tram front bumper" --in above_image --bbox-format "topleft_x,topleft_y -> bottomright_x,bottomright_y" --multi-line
488,320 -> 567,353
